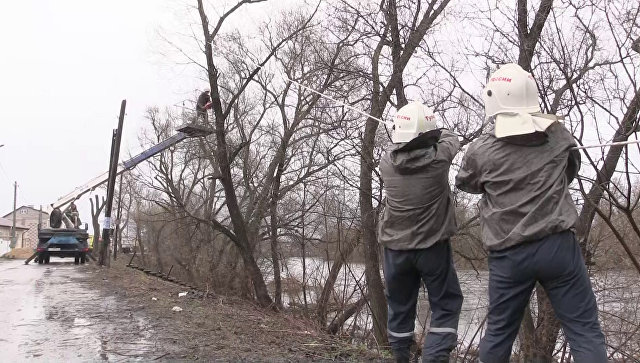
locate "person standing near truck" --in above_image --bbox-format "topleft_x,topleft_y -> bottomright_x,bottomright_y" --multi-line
379,102 -> 463,362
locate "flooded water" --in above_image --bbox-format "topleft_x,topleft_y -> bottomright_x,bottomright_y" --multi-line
271,257 -> 640,356
0,259 -> 154,362
270,258 -> 488,344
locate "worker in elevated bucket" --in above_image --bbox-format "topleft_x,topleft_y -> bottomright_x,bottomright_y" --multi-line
379,102 -> 463,363
196,89 -> 212,123
455,63 -> 606,363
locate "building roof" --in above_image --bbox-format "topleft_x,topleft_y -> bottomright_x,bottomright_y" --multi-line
0,217 -> 29,230
2,205 -> 49,219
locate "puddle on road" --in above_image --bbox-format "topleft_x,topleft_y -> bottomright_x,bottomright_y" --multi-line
73,317 -> 93,326
0,260 -> 156,362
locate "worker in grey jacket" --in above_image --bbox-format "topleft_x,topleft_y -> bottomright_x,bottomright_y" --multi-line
195,89 -> 211,123
379,102 -> 463,363
455,63 -> 606,363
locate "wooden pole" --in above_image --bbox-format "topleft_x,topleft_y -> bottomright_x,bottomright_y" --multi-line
113,172 -> 124,260
10,182 -> 17,248
99,100 -> 126,266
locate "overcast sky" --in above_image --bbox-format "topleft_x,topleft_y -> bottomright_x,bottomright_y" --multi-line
1,1 -> 634,223
0,1 -> 232,220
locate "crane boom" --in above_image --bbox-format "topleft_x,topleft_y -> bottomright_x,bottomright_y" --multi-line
51,124 -> 211,209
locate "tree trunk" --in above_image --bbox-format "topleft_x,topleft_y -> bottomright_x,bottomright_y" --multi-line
153,235 -> 164,273
575,89 -> 640,247
269,200 -> 282,308
301,241 -> 308,314
317,236 -> 360,327
137,225 -> 145,265
196,0 -> 273,308
326,297 -> 367,335
359,113 -> 389,346
238,245 -> 272,306
516,0 -> 554,72
269,161 -> 285,308
90,195 -> 105,257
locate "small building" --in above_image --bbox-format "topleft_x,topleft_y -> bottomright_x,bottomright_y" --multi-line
2,206 -> 50,249
0,217 -> 29,253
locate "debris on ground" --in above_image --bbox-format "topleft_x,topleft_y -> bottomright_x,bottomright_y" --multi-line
172,306 -> 183,312
178,291 -> 188,297
151,297 -> 158,301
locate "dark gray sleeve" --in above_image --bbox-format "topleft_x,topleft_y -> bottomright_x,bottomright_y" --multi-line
566,149 -> 581,183
557,123 -> 581,183
436,130 -> 461,163
455,143 -> 484,194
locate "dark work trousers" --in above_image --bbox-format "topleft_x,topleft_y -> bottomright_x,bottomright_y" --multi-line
195,109 -> 208,124
383,241 -> 463,363
478,230 -> 607,363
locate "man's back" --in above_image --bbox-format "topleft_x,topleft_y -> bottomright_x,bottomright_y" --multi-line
455,122 -> 580,251
379,130 -> 459,250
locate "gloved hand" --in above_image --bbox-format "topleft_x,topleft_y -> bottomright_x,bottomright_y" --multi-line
204,101 -> 212,110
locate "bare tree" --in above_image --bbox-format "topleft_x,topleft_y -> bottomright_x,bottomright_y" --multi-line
89,195 -> 106,256
193,0 -> 329,308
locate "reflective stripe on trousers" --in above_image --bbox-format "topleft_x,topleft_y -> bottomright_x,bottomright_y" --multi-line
429,327 -> 457,334
383,242 -> 463,360
388,329 -> 415,338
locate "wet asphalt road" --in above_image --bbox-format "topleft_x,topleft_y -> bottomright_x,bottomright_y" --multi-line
0,259 -> 154,362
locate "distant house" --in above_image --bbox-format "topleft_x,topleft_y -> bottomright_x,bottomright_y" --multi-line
0,217 -> 29,253
2,206 -> 49,249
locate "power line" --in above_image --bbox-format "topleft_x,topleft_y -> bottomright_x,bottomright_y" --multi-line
0,161 -> 15,192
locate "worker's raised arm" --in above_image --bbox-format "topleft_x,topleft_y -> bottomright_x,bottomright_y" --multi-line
566,148 -> 581,183
435,129 -> 461,163
558,124 -> 581,183
455,141 -> 484,194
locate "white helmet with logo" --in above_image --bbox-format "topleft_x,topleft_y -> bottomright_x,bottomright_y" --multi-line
392,102 -> 437,143
483,63 -> 556,138
482,63 -> 541,118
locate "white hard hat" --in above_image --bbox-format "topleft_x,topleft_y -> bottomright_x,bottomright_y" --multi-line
483,63 -> 556,138
392,102 -> 437,143
482,63 -> 540,118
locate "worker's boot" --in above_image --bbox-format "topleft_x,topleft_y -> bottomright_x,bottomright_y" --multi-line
392,347 -> 411,363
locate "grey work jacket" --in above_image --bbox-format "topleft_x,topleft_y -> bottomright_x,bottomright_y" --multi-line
379,130 -> 460,250
455,122 -> 581,251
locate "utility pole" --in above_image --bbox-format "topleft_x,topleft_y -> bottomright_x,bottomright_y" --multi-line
10,181 -> 17,248
113,172 -> 124,260
99,100 -> 126,266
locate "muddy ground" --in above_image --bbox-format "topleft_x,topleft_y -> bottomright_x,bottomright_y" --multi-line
92,257 -> 388,361
3,253 -> 387,361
